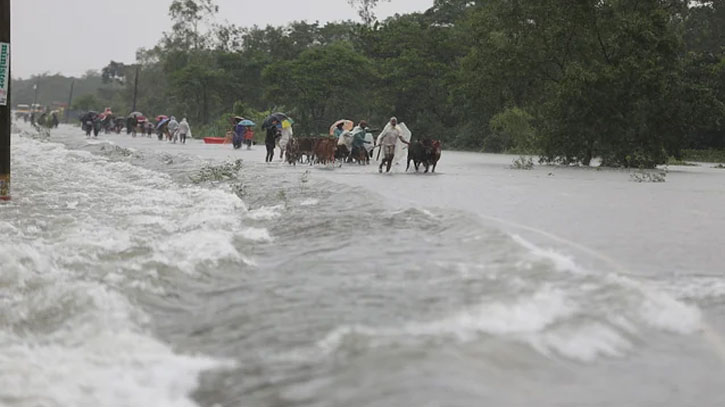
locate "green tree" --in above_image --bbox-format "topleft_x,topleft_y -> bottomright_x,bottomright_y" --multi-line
72,94 -> 101,111
263,42 -> 377,135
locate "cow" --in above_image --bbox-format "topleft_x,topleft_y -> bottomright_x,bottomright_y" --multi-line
406,139 -> 442,173
297,137 -> 318,164
351,145 -> 369,165
314,138 -> 337,165
407,140 -> 430,172
335,144 -> 350,162
285,137 -> 301,165
430,140 -> 442,172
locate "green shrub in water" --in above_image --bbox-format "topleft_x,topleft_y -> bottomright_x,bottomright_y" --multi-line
511,156 -> 534,170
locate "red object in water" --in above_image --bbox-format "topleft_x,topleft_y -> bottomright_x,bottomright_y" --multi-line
203,137 -> 226,144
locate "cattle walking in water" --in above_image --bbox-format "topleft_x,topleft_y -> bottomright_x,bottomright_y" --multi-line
314,138 -> 337,165
285,137 -> 300,165
407,139 -> 442,173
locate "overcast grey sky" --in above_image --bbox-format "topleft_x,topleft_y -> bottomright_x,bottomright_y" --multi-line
11,0 -> 432,79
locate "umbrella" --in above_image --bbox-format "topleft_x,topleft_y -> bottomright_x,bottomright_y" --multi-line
262,112 -> 292,130
329,119 -> 354,136
156,118 -> 170,129
233,116 -> 245,122
81,111 -> 98,121
240,119 -> 255,126
156,115 -> 168,122
129,111 -> 144,118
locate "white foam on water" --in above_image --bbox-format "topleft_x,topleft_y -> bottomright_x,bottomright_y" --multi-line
0,243 -> 231,407
247,204 -> 285,220
511,234 -> 586,275
299,198 -> 319,206
316,288 -> 597,360
528,322 -> 632,361
403,287 -> 577,339
655,276 -> 725,301
0,135 -> 245,406
240,227 -> 274,242
314,233 -> 707,363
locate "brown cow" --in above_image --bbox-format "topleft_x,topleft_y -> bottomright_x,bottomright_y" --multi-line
314,138 -> 337,165
430,140 -> 442,172
297,137 -> 318,164
285,137 -> 300,165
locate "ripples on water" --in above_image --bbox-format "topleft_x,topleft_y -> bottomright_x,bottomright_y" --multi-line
0,129 -> 718,407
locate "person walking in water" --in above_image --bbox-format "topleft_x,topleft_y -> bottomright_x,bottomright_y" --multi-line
377,117 -> 409,173
168,116 -> 180,143
233,118 -> 245,149
333,121 -> 345,139
265,119 -> 280,162
177,118 -> 190,144
244,125 -> 254,150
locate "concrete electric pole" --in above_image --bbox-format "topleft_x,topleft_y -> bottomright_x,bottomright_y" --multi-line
0,0 -> 10,201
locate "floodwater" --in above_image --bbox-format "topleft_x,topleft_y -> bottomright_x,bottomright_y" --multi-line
2,123 -> 724,407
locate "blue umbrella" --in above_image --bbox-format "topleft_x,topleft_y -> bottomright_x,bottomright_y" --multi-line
156,118 -> 170,129
240,119 -> 255,126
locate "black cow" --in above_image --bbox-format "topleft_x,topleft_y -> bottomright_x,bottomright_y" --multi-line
407,139 -> 442,173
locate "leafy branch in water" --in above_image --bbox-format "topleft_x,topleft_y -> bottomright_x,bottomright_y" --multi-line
630,170 -> 667,183
100,145 -> 139,159
231,182 -> 246,199
511,156 -> 534,170
189,159 -> 243,183
299,170 -> 310,192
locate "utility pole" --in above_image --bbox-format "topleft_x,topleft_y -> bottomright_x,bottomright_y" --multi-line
0,0 -> 10,201
131,65 -> 139,112
65,79 -> 74,123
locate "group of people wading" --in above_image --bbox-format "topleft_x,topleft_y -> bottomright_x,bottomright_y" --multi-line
79,108 -> 192,144
265,116 -> 414,173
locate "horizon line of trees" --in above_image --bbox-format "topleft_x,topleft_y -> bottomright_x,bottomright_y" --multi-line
12,0 -> 725,168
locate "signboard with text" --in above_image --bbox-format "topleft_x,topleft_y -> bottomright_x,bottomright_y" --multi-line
0,42 -> 10,106
0,42 -> 8,106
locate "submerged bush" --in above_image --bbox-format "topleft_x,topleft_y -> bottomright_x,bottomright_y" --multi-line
190,159 -> 243,183
630,170 -> 667,183
511,156 -> 534,170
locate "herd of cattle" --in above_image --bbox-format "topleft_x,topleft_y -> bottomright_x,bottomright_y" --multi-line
283,136 -> 442,173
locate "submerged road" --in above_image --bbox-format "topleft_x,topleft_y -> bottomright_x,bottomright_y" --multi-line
3,123 -> 725,407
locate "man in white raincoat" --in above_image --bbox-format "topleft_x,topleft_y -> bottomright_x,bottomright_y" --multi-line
168,116 -> 180,143
377,117 -> 409,173
177,118 -> 191,144
337,127 -> 354,160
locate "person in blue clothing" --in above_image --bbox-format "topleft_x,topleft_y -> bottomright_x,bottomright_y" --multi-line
233,117 -> 245,149
333,122 -> 345,139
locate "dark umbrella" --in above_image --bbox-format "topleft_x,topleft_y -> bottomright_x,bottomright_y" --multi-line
262,112 -> 291,130
81,111 -> 98,121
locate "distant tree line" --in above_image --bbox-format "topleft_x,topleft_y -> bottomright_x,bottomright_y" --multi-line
13,0 -> 725,167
